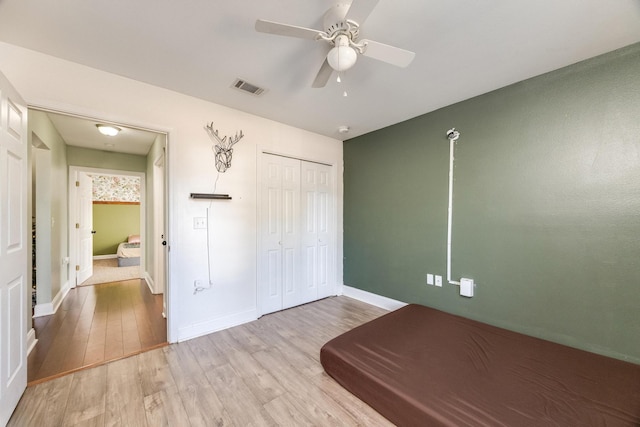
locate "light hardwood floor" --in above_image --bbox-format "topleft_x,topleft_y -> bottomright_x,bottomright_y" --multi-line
10,296 -> 394,426
28,279 -> 167,384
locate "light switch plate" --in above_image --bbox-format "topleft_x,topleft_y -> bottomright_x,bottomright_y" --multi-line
427,274 -> 434,285
435,275 -> 442,287
194,217 -> 207,229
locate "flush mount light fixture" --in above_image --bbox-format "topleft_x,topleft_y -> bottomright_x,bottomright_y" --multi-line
96,124 -> 121,136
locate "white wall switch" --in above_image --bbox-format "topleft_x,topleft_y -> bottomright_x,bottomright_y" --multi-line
435,275 -> 442,287
427,274 -> 434,285
460,278 -> 474,297
194,217 -> 207,229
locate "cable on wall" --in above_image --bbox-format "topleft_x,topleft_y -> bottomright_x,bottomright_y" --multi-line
193,124 -> 244,294
446,128 -> 460,286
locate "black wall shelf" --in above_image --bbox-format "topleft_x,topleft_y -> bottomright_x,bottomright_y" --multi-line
190,193 -> 232,200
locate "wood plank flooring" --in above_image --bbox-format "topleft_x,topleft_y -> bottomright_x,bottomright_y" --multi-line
10,296 -> 394,426
27,279 -> 167,384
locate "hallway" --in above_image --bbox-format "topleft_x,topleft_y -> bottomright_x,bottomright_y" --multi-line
28,279 -> 166,384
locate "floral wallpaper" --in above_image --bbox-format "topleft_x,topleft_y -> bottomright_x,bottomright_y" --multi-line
91,175 -> 140,202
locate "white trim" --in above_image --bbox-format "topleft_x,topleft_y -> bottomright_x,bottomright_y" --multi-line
69,166 -> 146,290
26,329 -> 38,356
28,105 -> 174,344
32,280 -> 71,318
177,309 -> 258,343
144,271 -> 160,295
341,285 -> 407,311
33,302 -> 54,318
93,254 -> 117,260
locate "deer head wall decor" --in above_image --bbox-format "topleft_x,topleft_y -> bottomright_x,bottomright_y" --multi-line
204,122 -> 244,173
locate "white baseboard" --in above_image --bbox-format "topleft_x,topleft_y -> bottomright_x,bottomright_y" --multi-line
177,309 -> 258,343
93,254 -> 117,260
33,280 -> 71,318
144,272 -> 158,294
341,285 -> 407,311
26,328 -> 38,355
33,302 -> 54,318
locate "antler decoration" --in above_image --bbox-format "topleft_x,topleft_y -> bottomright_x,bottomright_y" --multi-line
204,122 -> 244,173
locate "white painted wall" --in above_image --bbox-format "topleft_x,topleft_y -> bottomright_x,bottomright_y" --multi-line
0,42 -> 343,343
29,110 -> 69,317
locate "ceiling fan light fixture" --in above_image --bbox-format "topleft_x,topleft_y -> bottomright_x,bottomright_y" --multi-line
327,36 -> 357,72
96,124 -> 121,136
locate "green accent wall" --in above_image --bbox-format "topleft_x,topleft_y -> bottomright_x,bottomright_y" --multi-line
344,43 -> 640,363
93,204 -> 140,255
67,145 -> 147,172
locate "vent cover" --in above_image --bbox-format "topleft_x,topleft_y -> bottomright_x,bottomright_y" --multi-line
232,79 -> 266,96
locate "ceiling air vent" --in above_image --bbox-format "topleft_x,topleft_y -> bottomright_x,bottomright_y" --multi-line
232,79 -> 266,96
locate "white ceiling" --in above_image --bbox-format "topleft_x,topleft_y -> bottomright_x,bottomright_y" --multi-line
44,111 -> 159,156
1,0 -> 639,143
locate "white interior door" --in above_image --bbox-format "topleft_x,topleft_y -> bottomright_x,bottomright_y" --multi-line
153,151 -> 166,299
76,172 -> 93,284
259,154 -> 336,315
280,157 -> 301,310
0,70 -> 28,426
261,156 -> 283,314
301,161 -> 334,302
260,154 -> 301,314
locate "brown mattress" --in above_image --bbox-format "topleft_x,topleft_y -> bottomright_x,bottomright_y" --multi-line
320,304 -> 640,426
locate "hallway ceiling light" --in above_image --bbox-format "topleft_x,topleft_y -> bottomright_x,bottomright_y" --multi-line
96,124 -> 121,136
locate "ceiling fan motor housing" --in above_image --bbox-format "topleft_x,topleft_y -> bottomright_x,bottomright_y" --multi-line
323,4 -> 359,41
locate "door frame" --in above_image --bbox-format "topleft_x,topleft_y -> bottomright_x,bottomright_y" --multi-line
68,166 -> 146,288
30,106 -> 175,342
256,149 -> 338,317
74,170 -> 94,286
153,149 -> 167,315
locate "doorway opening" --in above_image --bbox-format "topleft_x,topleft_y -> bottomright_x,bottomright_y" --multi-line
27,108 -> 170,384
71,168 -> 145,287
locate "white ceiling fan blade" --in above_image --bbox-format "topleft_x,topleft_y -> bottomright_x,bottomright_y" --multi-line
360,39 -> 416,68
345,0 -> 380,25
255,19 -> 322,40
312,58 -> 334,88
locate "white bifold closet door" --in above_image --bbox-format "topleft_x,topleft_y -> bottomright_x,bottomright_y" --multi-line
260,154 -> 334,315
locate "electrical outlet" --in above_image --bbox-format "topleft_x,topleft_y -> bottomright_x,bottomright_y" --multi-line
426,274 -> 434,285
193,279 -> 211,294
194,217 -> 207,229
435,275 -> 443,287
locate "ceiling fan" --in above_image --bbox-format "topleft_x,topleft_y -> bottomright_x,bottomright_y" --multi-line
255,0 -> 416,88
